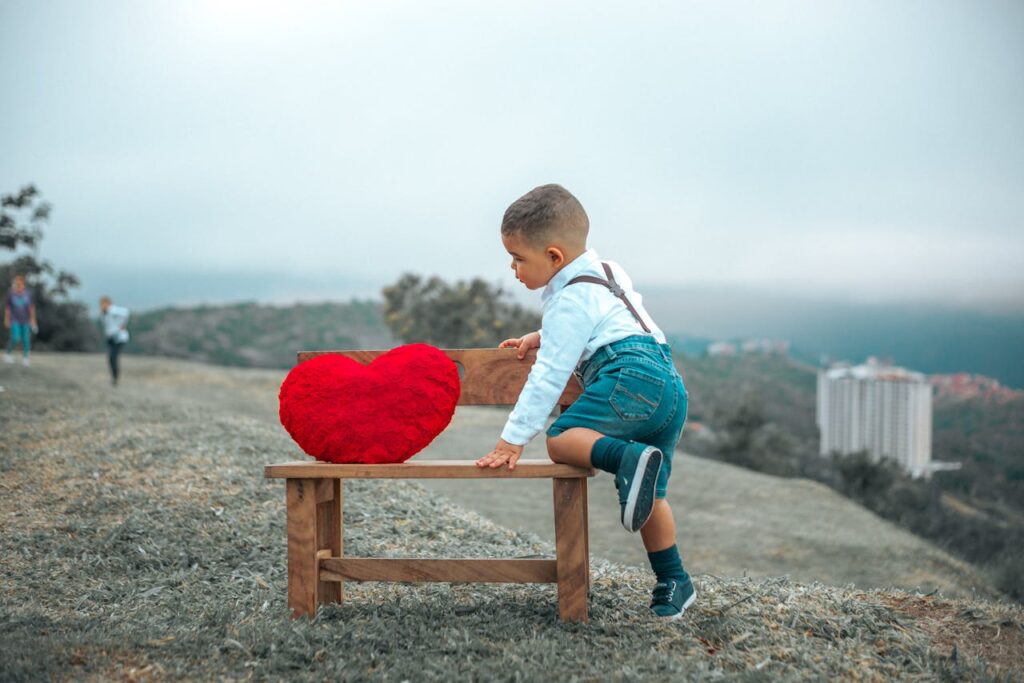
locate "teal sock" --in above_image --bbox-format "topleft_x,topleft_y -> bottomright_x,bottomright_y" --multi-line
648,544 -> 690,583
590,436 -> 629,474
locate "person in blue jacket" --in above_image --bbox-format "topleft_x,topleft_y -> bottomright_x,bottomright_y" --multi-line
4,274 -> 37,367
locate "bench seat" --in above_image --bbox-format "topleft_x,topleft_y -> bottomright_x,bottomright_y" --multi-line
265,459 -> 595,479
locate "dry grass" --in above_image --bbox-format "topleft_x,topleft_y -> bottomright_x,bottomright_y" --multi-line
2,354 -> 1022,681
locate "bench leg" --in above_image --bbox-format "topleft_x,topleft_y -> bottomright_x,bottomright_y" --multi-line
287,478 -> 318,618
287,478 -> 343,617
317,479 -> 343,605
553,478 -> 589,623
581,478 -> 590,594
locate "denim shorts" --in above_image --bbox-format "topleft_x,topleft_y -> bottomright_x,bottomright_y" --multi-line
546,335 -> 688,498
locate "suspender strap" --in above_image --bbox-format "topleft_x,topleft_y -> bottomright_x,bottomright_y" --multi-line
567,262 -> 652,333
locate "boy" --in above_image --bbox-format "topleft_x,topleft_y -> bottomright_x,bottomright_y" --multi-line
99,296 -> 130,386
4,274 -> 37,366
476,184 -> 695,619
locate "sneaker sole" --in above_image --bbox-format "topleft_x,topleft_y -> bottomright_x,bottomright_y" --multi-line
664,588 -> 698,620
621,446 -> 663,532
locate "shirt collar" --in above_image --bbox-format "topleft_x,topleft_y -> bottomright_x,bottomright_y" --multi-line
542,248 -> 600,304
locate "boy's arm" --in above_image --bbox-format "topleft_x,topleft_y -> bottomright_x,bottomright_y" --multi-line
498,331 -> 541,359
477,297 -> 595,468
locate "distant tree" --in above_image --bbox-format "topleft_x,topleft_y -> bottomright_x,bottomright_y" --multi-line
382,273 -> 541,348
714,391 -> 768,468
1,184 -> 98,351
835,451 -> 896,506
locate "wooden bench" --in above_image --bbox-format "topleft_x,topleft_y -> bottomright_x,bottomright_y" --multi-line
265,348 -> 596,622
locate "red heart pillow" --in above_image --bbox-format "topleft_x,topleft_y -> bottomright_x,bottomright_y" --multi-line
278,344 -> 461,464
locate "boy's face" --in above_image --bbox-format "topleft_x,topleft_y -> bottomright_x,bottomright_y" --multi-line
503,233 -> 562,290
12,277 -> 25,292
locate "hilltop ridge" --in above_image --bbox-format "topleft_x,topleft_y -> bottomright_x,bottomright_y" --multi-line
129,300 -> 396,368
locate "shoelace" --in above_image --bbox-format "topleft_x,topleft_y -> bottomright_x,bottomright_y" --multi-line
651,580 -> 677,605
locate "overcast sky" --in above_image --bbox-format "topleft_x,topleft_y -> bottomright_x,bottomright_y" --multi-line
1,1 -> 1022,312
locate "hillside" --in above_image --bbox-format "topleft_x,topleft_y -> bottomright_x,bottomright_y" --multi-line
128,300 -> 396,368
679,352 -> 1024,602
931,394 -> 1024,536
677,351 -> 1024,512
2,354 -> 1022,680
675,352 -> 819,441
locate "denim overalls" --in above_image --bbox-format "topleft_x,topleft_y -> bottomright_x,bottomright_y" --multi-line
546,333 -> 689,498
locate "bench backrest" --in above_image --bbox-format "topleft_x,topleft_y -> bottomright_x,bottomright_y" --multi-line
297,348 -> 582,407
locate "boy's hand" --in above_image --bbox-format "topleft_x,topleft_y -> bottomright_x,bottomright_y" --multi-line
476,439 -> 525,470
499,331 -> 541,359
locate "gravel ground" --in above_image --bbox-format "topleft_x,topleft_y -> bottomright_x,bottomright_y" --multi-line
21,352 -> 993,598
2,353 -> 1022,681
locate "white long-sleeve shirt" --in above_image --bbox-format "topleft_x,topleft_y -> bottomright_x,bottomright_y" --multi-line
102,305 -> 131,344
500,248 -> 666,445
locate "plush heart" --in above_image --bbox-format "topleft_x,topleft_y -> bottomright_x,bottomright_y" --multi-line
278,344 -> 461,464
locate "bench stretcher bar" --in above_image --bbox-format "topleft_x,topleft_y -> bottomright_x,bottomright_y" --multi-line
319,557 -> 559,583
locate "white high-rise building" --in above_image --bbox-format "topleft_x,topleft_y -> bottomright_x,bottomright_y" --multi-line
816,358 -> 933,477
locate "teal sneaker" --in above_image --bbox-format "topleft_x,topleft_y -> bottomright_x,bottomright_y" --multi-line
651,579 -> 696,619
614,443 -> 663,532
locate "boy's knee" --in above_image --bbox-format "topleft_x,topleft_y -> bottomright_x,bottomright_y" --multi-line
546,433 -> 567,463
544,432 -> 577,464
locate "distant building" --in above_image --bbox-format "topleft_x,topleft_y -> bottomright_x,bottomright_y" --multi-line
707,338 -> 789,357
931,373 -> 1022,401
740,338 -> 790,354
707,341 -> 737,356
816,358 -> 940,478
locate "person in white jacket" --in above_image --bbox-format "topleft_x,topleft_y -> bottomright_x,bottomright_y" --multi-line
99,296 -> 130,386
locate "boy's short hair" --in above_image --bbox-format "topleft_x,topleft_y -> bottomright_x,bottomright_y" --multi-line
501,184 -> 589,249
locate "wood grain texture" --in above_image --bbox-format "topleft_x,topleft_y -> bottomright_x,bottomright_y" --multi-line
319,558 -> 558,584
553,478 -> 590,623
314,479 -> 335,504
581,478 -> 591,594
296,348 -> 582,406
316,479 -> 343,605
266,460 -> 596,480
286,479 -> 318,618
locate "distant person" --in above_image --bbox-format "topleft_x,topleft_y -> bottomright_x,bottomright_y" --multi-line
476,184 -> 693,619
4,274 -> 37,367
99,296 -> 130,386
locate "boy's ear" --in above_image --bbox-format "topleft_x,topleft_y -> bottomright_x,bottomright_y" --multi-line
546,246 -> 565,266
